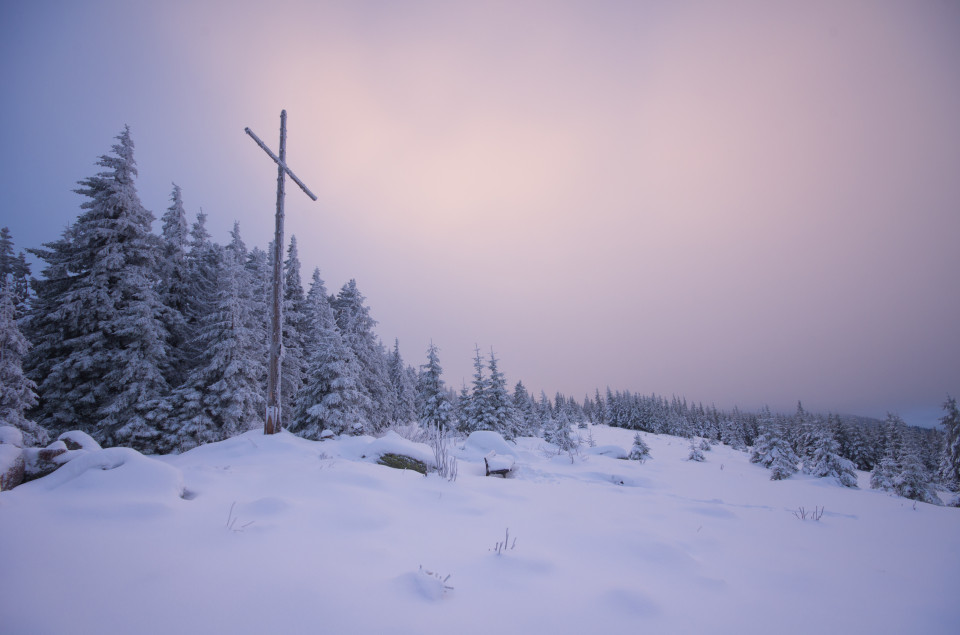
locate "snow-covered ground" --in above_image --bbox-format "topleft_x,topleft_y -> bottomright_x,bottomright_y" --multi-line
1,425 -> 957,634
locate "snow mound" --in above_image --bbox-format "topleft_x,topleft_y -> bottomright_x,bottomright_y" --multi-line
0,425 -> 24,448
365,431 -> 435,467
460,431 -> 517,460
585,445 -> 629,459
58,430 -> 101,451
28,447 -> 184,500
402,566 -> 454,601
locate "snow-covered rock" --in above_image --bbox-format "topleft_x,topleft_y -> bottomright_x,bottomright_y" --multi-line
58,430 -> 101,452
28,447 -> 184,500
0,426 -> 24,448
0,443 -> 24,490
365,431 -> 435,468
23,440 -> 69,480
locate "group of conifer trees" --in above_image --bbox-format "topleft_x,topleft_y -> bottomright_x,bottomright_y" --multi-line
0,127 -> 958,506
0,128 -> 422,453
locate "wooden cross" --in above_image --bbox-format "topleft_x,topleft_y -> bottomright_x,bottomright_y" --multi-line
245,110 -> 318,435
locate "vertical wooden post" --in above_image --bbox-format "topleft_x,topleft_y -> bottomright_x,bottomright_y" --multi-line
244,110 -> 317,436
265,110 -> 288,435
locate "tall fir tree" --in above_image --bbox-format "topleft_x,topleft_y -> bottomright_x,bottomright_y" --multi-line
333,279 -> 393,433
751,416 -> 800,480
486,348 -> 517,439
388,339 -> 418,425
805,427 -> 858,487
0,227 -> 13,282
182,211 -> 222,371
0,281 -> 47,445
460,346 -> 489,433
940,396 -> 960,491
512,381 -> 538,437
292,270 -> 366,437
25,128 -> 172,451
163,224 -> 265,451
281,236 -> 307,428
158,183 -> 191,386
244,245 -> 271,389
417,341 -> 454,432
0,229 -> 31,320
871,414 -> 939,504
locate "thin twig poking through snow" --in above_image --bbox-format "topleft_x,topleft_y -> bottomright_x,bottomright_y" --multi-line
432,424 -> 458,482
419,566 -> 454,590
793,506 -> 824,521
492,527 -> 517,555
226,501 -> 254,532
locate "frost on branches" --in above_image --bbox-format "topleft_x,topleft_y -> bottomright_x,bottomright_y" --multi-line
0,279 -> 46,446
291,270 -> 366,438
750,418 -> 799,481
870,414 -> 940,504
25,128 -> 172,452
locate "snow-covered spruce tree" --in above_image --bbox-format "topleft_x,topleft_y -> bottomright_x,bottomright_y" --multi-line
333,280 -> 393,433
805,428 -> 858,487
0,227 -> 13,283
512,381 -> 538,437
292,270 -> 366,437
459,346 -> 488,434
181,211 -> 222,372
869,451 -> 898,492
486,349 -> 518,439
545,406 -> 575,452
719,415 -> 747,450
454,383 -> 470,429
751,417 -> 799,480
687,438 -> 705,462
244,245 -> 271,388
592,388 -> 606,426
0,228 -> 31,318
25,128 -> 172,451
536,391 -> 553,434
940,396 -> 960,492
157,183 -> 191,386
0,281 -> 47,445
870,414 -> 939,504
845,421 -> 876,471
894,439 -> 940,505
628,433 -> 651,462
417,341 -> 454,432
870,415 -> 903,493
281,236 -> 308,429
388,339 -> 418,426
163,224 -> 265,452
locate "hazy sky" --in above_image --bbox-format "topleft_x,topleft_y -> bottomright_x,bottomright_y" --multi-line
2,0 -> 958,426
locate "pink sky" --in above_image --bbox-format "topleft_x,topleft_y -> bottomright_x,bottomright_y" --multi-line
2,0 -> 958,424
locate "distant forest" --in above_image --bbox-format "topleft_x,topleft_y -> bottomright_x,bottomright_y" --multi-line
1,128 -> 958,504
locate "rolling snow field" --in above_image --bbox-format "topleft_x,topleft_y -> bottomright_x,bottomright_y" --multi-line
1,425 -> 957,634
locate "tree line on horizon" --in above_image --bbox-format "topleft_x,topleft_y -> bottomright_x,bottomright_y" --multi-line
1,127 -> 958,505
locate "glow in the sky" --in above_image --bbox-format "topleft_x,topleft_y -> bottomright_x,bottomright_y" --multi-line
1,0 -> 958,424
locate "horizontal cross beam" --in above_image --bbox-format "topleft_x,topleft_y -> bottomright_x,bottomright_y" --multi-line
244,127 -> 318,201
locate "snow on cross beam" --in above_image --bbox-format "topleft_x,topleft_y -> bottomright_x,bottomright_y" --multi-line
245,110 -> 318,435
244,125 -> 318,202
